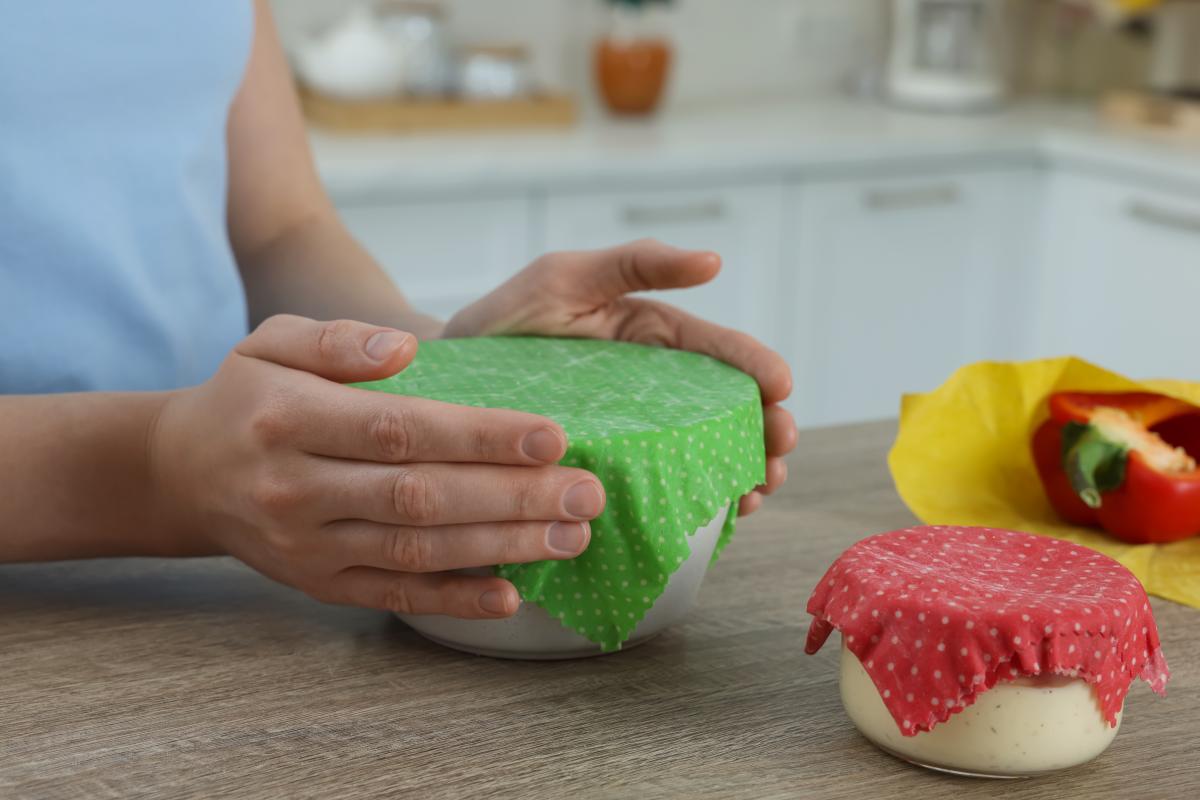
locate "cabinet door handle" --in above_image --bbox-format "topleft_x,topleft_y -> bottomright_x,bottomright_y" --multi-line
1127,201 -> 1200,236
863,184 -> 961,211
621,200 -> 726,226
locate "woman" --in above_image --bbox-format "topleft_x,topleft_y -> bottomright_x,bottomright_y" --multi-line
0,1 -> 795,619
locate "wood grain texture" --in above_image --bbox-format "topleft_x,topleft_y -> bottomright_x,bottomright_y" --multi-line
299,87 -> 578,134
1,421 -> 1196,800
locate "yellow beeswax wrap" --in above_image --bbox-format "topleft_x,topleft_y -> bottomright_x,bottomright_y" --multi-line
889,356 -> 1200,608
1109,0 -> 1160,15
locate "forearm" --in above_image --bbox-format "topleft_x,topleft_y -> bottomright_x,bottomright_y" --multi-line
0,393 -> 206,562
223,2 -> 442,340
237,211 -> 444,339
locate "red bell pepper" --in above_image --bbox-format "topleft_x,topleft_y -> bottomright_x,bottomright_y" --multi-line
1032,391 -> 1200,544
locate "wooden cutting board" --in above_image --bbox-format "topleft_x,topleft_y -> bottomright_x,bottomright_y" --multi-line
1101,91 -> 1200,140
299,85 -> 577,134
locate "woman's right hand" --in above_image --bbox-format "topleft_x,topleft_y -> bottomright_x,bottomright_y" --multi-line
149,315 -> 605,619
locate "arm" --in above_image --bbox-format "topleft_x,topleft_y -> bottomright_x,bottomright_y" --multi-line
0,317 -> 600,622
225,0 -> 442,339
222,4 -> 795,513
0,3 -> 601,615
0,392 -> 199,561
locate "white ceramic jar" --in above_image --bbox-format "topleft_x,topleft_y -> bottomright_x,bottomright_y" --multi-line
457,46 -> 532,101
292,6 -> 405,100
377,1 -> 453,97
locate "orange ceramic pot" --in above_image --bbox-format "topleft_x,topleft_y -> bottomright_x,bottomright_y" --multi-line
594,36 -> 672,115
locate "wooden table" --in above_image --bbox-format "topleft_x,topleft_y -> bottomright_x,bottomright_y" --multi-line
1,422 -> 1196,799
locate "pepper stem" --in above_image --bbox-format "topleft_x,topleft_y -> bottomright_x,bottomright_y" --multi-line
1061,421 -> 1129,509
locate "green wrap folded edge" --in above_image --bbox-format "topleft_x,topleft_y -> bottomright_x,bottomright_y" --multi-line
355,336 -> 766,651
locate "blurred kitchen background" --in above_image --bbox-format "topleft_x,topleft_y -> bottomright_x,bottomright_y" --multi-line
274,0 -> 1200,427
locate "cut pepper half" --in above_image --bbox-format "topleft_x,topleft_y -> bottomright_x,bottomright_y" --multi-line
1032,391 -> 1200,544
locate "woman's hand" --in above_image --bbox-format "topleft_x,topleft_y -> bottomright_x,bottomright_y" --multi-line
444,239 -> 797,516
150,315 -> 605,619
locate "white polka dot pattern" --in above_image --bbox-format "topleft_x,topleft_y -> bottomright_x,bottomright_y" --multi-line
805,525 -> 1169,736
357,337 -> 766,651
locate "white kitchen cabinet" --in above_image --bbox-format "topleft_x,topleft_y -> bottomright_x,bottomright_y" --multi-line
327,153 -> 1200,430
787,169 -> 1036,427
1032,171 -> 1200,382
540,182 -> 787,351
338,195 -> 533,321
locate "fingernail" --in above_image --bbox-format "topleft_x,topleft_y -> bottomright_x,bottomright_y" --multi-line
563,480 -> 604,519
479,589 -> 512,615
521,428 -> 565,463
547,521 -> 589,556
364,331 -> 409,362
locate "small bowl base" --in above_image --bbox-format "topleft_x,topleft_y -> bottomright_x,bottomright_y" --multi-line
410,628 -> 661,661
397,506 -> 730,660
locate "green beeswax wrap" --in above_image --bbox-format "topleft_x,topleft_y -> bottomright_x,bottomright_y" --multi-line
356,337 -> 766,650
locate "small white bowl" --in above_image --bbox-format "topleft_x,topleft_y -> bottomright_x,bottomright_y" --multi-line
399,506 -> 730,659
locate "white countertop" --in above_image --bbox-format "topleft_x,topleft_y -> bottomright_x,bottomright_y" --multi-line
310,98 -> 1200,202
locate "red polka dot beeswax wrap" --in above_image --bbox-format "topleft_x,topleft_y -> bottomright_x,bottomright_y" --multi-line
805,526 -> 1169,736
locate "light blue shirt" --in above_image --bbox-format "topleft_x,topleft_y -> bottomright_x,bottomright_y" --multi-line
0,2 -> 254,393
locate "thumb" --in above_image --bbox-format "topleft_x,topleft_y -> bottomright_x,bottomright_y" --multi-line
573,239 -> 721,300
235,314 -> 417,383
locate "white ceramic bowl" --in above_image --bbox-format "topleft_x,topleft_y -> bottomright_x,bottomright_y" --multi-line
399,506 -> 730,659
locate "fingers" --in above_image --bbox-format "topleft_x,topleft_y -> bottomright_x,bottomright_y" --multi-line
283,385 -> 568,465
314,461 -> 606,527
758,407 -> 795,498
738,491 -> 764,517
672,311 -> 793,406
757,457 -> 788,496
764,404 -> 798,457
611,300 -> 792,406
739,414 -> 793,512
237,314 -> 417,383
557,241 -> 792,405
567,239 -> 721,300
325,519 -> 590,573
328,568 -> 521,619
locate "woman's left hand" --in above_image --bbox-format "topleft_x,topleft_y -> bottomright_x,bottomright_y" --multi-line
443,239 -> 797,516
